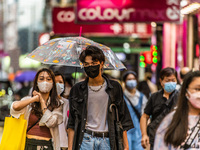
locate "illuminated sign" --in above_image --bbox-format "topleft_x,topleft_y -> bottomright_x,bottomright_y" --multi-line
76,0 -> 180,23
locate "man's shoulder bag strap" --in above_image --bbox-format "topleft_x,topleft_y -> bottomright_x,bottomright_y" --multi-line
147,90 -> 179,141
151,90 -> 179,126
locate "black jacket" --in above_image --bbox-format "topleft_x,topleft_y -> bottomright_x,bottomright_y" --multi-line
144,89 -> 179,145
67,75 -> 134,150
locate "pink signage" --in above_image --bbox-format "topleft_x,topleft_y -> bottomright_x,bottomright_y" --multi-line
76,0 -> 180,23
52,7 -> 152,37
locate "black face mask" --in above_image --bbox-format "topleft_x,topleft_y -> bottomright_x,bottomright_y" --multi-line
84,64 -> 100,79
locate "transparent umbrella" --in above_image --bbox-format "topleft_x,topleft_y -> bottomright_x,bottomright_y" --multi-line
27,37 -> 126,70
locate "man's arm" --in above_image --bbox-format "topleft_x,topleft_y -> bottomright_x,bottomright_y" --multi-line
68,128 -> 75,150
123,130 -> 129,150
140,113 -> 150,148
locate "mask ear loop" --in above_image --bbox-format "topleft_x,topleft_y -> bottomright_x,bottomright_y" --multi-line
186,89 -> 190,99
161,81 -> 165,88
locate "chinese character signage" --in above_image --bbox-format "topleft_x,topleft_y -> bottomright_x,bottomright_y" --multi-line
52,7 -> 152,36
76,0 -> 180,23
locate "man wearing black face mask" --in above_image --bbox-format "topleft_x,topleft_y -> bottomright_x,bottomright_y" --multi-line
67,45 -> 134,150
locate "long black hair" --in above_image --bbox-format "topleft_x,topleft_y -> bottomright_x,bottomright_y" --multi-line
164,71 -> 200,147
31,68 -> 61,118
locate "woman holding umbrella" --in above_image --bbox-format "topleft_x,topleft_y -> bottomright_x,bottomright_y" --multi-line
67,45 -> 133,150
10,68 -> 63,150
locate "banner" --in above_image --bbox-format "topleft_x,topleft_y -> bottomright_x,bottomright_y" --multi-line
76,0 -> 180,23
52,7 -> 152,37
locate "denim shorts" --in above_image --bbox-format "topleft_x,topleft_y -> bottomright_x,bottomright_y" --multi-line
80,132 -> 111,150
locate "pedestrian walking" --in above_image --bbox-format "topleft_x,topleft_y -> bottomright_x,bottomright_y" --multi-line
179,67 -> 191,84
67,45 -> 134,150
154,71 -> 200,149
122,71 -> 148,150
10,68 -> 63,150
138,72 -> 158,99
54,72 -> 69,150
63,76 -> 73,99
140,67 -> 179,150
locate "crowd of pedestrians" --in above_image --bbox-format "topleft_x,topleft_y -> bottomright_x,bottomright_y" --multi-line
5,45 -> 200,150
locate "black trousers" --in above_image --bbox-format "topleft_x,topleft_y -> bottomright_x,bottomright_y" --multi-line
25,138 -> 53,150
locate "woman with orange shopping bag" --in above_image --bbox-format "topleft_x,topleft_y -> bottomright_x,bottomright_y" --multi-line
10,68 -> 63,150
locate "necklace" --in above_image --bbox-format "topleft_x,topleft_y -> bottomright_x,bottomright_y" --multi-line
89,80 -> 105,92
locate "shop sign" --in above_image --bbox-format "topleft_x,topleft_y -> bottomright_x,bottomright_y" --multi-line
76,0 -> 180,23
53,7 -> 152,37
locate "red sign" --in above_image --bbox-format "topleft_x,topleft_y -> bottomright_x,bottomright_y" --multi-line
52,7 -> 152,37
76,0 -> 180,23
143,51 -> 152,64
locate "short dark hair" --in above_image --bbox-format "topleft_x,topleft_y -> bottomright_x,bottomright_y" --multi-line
180,71 -> 184,79
79,45 -> 105,63
160,67 -> 177,80
65,77 -> 73,87
122,71 -> 137,82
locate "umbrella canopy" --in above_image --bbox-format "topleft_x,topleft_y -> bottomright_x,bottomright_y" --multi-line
14,70 -> 37,82
27,37 -> 126,70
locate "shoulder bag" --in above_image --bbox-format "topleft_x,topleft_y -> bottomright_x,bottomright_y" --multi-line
0,114 -> 27,150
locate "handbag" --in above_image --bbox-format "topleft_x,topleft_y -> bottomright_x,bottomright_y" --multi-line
0,114 -> 27,150
109,104 -> 124,150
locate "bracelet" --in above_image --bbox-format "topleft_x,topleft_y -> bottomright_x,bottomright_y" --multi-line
43,107 -> 48,111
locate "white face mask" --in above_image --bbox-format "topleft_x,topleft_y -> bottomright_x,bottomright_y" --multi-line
56,83 -> 64,95
37,81 -> 53,93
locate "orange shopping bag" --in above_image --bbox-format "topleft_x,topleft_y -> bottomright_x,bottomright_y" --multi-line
0,114 -> 27,150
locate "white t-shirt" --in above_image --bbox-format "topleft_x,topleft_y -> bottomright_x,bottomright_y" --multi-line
85,81 -> 109,132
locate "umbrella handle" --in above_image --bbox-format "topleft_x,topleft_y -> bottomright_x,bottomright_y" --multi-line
74,67 -> 77,84
79,26 -> 82,37
109,104 -> 119,121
